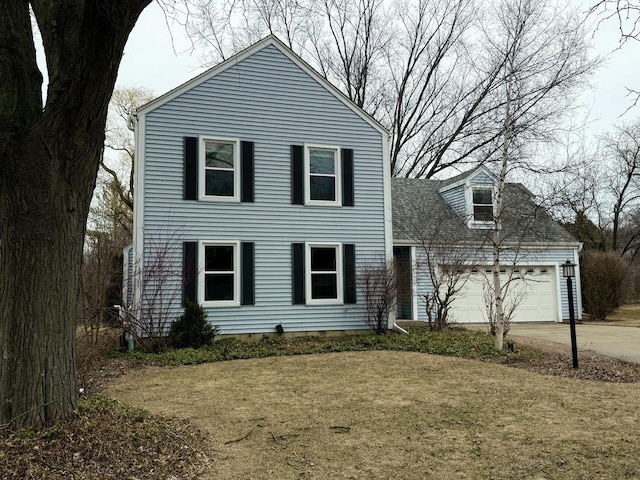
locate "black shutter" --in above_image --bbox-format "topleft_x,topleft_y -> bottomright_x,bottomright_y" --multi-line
292,243 -> 305,304
241,141 -> 255,203
342,148 -> 354,206
241,242 -> 255,305
183,241 -> 198,305
291,145 -> 304,205
184,137 -> 198,200
344,244 -> 356,304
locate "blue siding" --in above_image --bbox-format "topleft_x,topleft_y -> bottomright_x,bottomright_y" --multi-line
440,186 -> 466,217
469,170 -> 494,186
139,44 -> 386,334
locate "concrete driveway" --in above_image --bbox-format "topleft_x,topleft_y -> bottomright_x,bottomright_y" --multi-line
508,323 -> 640,364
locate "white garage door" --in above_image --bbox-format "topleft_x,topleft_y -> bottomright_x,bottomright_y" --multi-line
448,267 -> 557,323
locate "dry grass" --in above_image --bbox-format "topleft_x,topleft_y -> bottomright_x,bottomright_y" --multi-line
589,304 -> 640,327
105,351 -> 640,480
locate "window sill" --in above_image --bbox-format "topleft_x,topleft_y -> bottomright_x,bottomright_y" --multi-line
201,300 -> 240,308
304,200 -> 342,207
306,299 -> 344,306
468,221 -> 494,229
198,195 -> 240,203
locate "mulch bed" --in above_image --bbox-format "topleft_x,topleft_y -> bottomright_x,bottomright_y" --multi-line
496,334 -> 640,383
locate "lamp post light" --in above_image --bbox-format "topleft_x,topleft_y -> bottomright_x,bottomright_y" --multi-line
562,260 -> 578,369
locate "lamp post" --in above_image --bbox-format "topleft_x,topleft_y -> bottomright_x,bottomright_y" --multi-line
562,260 -> 578,369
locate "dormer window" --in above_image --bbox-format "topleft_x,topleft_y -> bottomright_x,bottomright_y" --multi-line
472,188 -> 493,222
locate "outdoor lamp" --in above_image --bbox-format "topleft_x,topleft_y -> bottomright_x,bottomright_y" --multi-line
563,259 -> 578,368
562,260 -> 576,279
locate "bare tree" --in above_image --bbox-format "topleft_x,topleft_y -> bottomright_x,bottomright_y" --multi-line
184,0 -> 596,179
399,209 -> 472,330
477,0 -> 596,350
357,255 -> 397,334
101,86 -> 155,220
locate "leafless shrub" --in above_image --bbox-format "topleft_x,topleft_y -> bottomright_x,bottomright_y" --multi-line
123,229 -> 185,352
357,256 -> 397,334
481,270 -> 527,336
421,262 -> 470,331
581,250 -> 630,321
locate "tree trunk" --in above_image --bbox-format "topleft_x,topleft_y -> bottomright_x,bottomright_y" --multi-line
0,138 -> 87,428
0,0 -> 151,430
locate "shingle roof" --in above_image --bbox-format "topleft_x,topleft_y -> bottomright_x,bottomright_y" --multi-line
392,178 -> 577,245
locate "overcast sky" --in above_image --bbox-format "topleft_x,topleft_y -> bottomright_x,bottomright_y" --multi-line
114,1 -> 640,143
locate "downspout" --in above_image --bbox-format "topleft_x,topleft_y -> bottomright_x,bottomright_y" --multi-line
392,322 -> 409,334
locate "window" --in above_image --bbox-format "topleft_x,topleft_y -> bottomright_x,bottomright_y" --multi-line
472,188 -> 493,222
305,145 -> 341,205
200,137 -> 239,201
199,241 -> 239,306
306,243 -> 343,304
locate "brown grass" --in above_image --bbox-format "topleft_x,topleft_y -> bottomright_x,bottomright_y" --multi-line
105,351 -> 640,479
589,304 -> 640,327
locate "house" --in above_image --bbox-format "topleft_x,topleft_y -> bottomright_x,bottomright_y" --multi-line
392,167 -> 582,324
124,36 -> 580,337
125,35 -> 394,336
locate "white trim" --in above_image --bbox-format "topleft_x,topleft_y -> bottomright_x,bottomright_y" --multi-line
438,165 -> 497,194
198,136 -> 240,203
555,264 -> 564,323
304,144 -> 341,206
305,242 -> 343,305
382,133 -> 395,328
198,240 -> 241,307
136,35 -> 388,137
392,239 -> 582,249
411,245 -> 418,321
573,248 -> 583,320
132,113 -> 146,315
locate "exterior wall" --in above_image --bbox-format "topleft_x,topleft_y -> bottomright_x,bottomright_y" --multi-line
409,245 -> 581,323
439,185 -> 466,217
468,170 -> 494,186
136,44 -> 388,335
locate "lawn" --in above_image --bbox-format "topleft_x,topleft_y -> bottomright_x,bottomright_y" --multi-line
591,304 -> 640,327
105,350 -> 640,480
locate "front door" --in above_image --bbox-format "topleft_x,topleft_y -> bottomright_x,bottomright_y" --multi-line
393,246 -> 413,319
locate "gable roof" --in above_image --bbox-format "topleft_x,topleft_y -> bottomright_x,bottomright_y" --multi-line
438,165 -> 496,192
392,178 -> 578,245
135,35 -> 388,137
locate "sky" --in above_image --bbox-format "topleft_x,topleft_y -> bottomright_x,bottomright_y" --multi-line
114,1 -> 640,144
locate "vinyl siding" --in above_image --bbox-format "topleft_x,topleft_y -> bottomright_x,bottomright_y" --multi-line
410,246 -> 580,322
139,45 -> 386,334
440,186 -> 466,217
469,170 -> 494,186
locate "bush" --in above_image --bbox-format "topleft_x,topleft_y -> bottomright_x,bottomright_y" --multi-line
169,302 -> 218,349
581,250 -> 630,321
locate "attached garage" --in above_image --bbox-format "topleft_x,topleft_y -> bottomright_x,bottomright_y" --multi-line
448,266 -> 558,323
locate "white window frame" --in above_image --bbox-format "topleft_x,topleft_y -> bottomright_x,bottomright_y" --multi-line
304,144 -> 341,206
198,136 -> 240,202
305,242 -> 343,305
465,185 -> 495,228
198,240 -> 240,307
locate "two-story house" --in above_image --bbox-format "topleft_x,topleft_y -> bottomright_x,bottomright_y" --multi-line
125,35 -> 393,336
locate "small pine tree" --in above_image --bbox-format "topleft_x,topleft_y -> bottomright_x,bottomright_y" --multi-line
169,302 -> 217,349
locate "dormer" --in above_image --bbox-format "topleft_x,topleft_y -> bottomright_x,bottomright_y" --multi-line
438,166 -> 497,229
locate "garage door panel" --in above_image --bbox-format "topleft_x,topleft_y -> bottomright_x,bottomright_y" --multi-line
448,267 -> 556,323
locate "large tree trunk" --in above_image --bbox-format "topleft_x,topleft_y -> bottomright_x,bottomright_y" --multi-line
0,0 -> 150,430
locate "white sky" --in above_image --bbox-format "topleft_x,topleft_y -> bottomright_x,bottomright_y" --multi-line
114,1 -> 640,145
